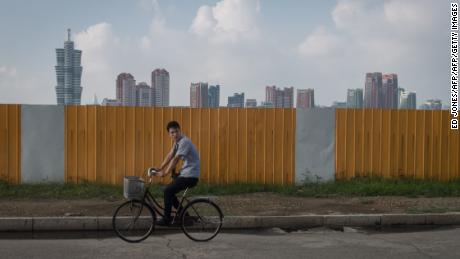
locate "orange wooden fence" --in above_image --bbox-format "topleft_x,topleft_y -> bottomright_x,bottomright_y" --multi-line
65,106 -> 296,185
0,104 -> 21,184
6,104 -> 457,185
336,109 -> 460,181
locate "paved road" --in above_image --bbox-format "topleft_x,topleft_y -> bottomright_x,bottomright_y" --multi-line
1,226 -> 460,259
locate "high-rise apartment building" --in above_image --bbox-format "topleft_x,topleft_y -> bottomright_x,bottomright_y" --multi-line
364,72 -> 399,109
382,73 -> 398,109
364,72 -> 382,108
228,93 -> 245,107
208,85 -> 220,107
297,89 -> 315,108
116,73 -> 134,102
283,87 -> 294,108
347,89 -> 363,108
266,86 -> 277,106
55,29 -> 83,105
399,91 -> 416,109
121,76 -> 136,106
136,82 -> 152,107
190,82 -> 209,107
397,87 -> 405,108
151,69 -> 169,106
265,86 -> 294,108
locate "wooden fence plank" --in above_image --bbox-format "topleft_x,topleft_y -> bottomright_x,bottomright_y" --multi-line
0,105 -> 9,182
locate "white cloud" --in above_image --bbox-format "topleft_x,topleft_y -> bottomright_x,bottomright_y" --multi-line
297,27 -> 342,58
0,66 -> 54,104
0,66 -> 17,77
138,0 -> 160,13
332,0 -> 382,35
75,22 -> 117,73
73,23 -> 124,103
383,0 -> 435,30
190,6 -> 216,36
190,0 -> 260,43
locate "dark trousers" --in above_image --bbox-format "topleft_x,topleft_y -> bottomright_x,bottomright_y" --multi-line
163,177 -> 198,222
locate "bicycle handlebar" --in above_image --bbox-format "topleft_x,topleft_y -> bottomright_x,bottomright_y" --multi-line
147,167 -> 160,177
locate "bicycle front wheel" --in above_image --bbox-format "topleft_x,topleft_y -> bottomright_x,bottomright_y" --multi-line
181,198 -> 223,242
112,200 -> 156,243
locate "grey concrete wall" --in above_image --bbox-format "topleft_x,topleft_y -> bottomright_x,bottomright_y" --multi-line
295,108 -> 335,184
21,105 -> 65,183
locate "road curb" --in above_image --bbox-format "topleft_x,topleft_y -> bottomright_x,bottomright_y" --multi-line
1,213 -> 460,232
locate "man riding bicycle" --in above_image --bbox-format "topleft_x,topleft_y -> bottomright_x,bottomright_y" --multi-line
152,121 -> 200,226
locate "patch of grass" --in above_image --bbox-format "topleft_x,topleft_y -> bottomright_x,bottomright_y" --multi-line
0,181 -> 123,200
290,177 -> 460,198
1,177 -> 460,200
0,181 -> 292,200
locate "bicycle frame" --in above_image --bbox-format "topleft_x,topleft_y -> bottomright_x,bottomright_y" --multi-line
141,180 -> 192,224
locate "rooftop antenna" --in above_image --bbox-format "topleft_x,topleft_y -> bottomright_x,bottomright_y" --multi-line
67,28 -> 71,41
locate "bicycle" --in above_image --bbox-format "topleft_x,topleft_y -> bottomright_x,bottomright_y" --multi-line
112,168 -> 224,243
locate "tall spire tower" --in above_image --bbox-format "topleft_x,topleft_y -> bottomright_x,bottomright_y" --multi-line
55,28 -> 83,105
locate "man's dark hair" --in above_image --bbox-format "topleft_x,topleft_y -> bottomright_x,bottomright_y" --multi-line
166,121 -> 181,131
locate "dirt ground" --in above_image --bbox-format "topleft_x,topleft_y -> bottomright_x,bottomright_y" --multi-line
1,193 -> 460,217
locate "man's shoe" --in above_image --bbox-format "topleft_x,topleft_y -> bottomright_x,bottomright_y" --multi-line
156,218 -> 171,227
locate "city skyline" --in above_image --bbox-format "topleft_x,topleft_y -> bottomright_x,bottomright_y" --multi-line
0,0 -> 450,107
104,71 -> 443,109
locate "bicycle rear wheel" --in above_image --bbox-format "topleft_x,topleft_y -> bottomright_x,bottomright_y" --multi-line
112,200 -> 156,243
181,198 -> 223,242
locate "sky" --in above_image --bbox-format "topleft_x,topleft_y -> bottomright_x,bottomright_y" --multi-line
0,0 -> 452,107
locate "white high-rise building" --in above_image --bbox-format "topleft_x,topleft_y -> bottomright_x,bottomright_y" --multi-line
121,77 -> 136,106
136,82 -> 152,107
151,69 -> 170,106
399,91 -> 417,110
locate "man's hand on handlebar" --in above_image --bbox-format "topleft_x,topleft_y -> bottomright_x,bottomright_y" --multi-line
147,167 -> 164,179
